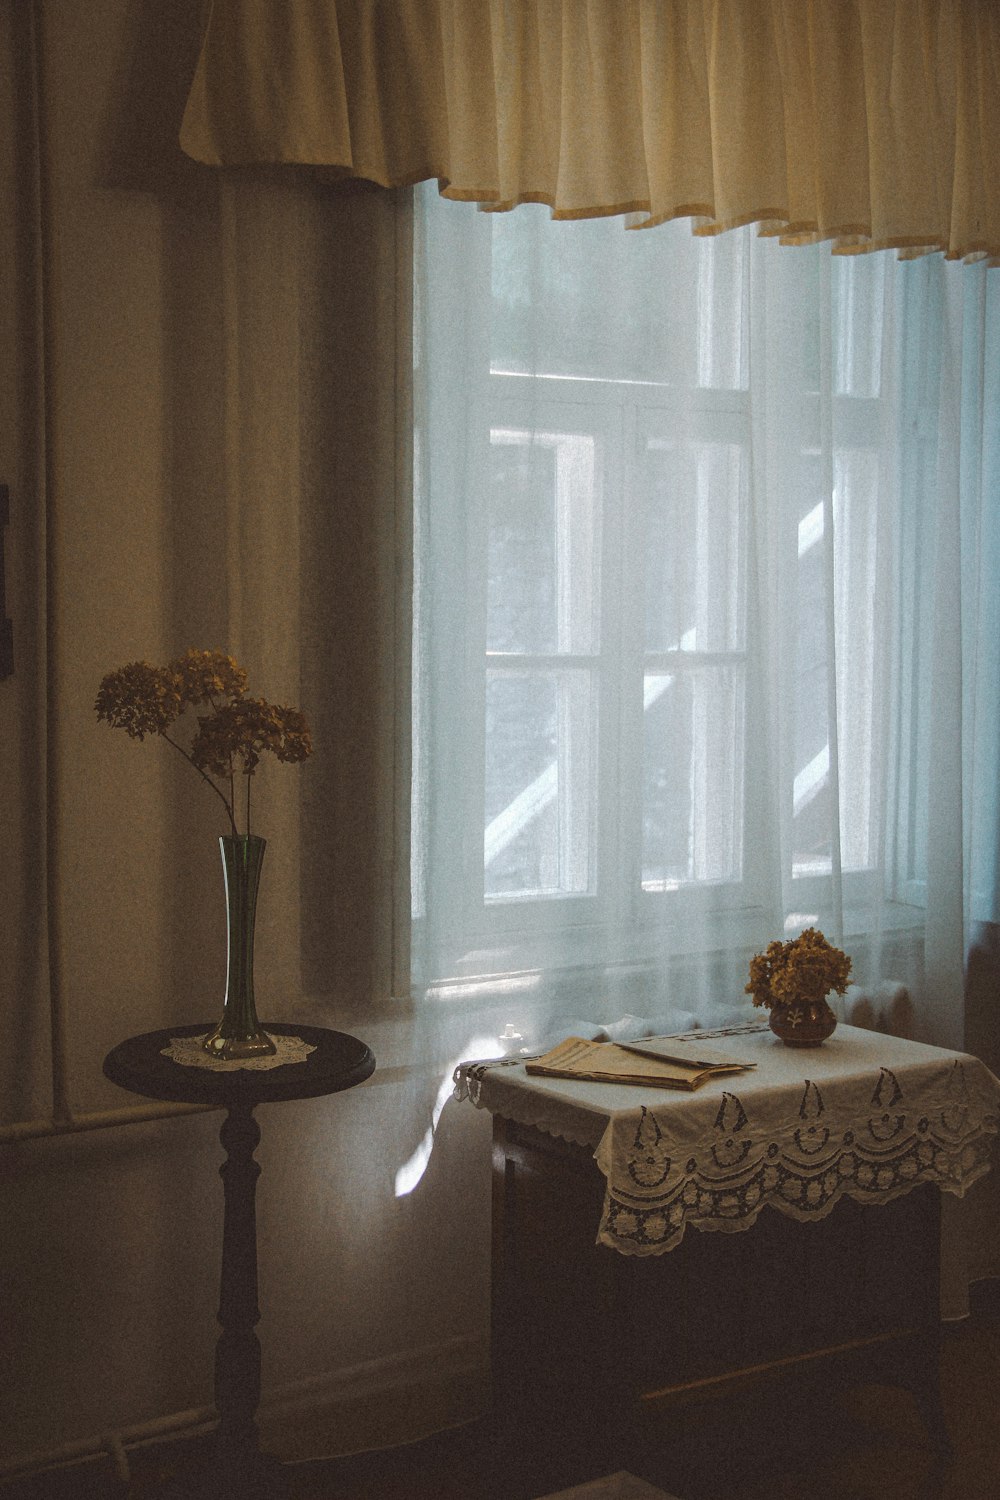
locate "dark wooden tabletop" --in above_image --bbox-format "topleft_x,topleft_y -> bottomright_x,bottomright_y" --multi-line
103,1022 -> 375,1108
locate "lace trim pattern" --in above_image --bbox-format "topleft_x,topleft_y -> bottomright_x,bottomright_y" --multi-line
162,1033 -> 317,1071
600,1059 -> 1000,1254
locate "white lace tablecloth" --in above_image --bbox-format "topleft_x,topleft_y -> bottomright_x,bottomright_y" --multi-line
456,1024 -> 1000,1255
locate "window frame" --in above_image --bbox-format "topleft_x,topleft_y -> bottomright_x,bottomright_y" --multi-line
411,197 -> 923,990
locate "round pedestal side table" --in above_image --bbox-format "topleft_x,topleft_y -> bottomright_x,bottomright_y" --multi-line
103,1021 -> 375,1500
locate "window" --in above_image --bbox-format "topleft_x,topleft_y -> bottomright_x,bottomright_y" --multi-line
413,186 -> 904,992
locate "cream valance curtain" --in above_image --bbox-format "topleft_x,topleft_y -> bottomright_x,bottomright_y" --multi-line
181,0 -> 1000,264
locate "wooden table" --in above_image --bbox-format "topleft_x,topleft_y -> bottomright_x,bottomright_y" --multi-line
103,1021 -> 375,1499
458,1025 -> 1000,1482
491,1114 -> 947,1465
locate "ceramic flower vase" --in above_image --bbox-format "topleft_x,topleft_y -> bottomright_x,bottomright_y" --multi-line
202,834 -> 277,1060
768,996 -> 838,1047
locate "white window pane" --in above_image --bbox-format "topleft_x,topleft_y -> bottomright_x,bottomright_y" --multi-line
793,453 -> 831,875
833,253 -> 885,397
485,670 -> 594,899
488,429 -> 599,654
695,229 -> 748,390
643,441 -> 746,653
792,745 -> 832,876
490,211 -> 746,389
793,447 -> 880,877
833,448 -> 880,870
642,668 -> 744,888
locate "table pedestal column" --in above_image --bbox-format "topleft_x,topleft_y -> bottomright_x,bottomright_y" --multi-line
214,1103 -> 265,1488
159,1103 -> 284,1499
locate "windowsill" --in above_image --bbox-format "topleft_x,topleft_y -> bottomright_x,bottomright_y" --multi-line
415,897 -> 928,990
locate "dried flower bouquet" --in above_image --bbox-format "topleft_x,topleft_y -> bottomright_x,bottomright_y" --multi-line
95,648 -> 312,836
746,927 -> 852,1011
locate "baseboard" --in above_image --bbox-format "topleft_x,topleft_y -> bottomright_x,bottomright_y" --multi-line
0,1331 -> 491,1486
257,1330 -> 491,1461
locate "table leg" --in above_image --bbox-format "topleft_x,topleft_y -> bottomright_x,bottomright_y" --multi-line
908,1325 -> 954,1459
156,1103 -> 283,1499
215,1102 -> 265,1483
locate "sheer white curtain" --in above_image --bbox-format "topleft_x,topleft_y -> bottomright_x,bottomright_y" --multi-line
411,183 -> 1000,1070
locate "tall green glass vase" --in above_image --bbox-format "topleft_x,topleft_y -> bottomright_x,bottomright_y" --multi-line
202,834 -> 277,1060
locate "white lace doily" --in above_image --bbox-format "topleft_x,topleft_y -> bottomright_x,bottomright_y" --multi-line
162,1033 -> 317,1071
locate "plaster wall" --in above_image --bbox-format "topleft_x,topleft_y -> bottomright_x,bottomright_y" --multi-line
0,0 -> 494,1467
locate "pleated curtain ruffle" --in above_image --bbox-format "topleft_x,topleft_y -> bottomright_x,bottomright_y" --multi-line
180,0 -> 1000,264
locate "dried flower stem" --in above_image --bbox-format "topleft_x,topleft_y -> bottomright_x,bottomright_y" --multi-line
163,733 -> 238,837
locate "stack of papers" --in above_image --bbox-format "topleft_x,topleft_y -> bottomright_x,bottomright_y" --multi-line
524,1035 -> 756,1091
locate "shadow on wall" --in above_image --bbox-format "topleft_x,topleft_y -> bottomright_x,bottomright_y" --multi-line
98,0 -> 206,197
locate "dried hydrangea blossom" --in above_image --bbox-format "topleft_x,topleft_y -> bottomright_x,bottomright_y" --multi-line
94,661 -> 184,740
190,697 -> 313,777
95,649 -> 312,836
745,928 -> 851,1009
169,648 -> 248,706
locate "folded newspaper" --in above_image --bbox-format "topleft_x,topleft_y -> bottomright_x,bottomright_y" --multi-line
524,1034 -> 757,1091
